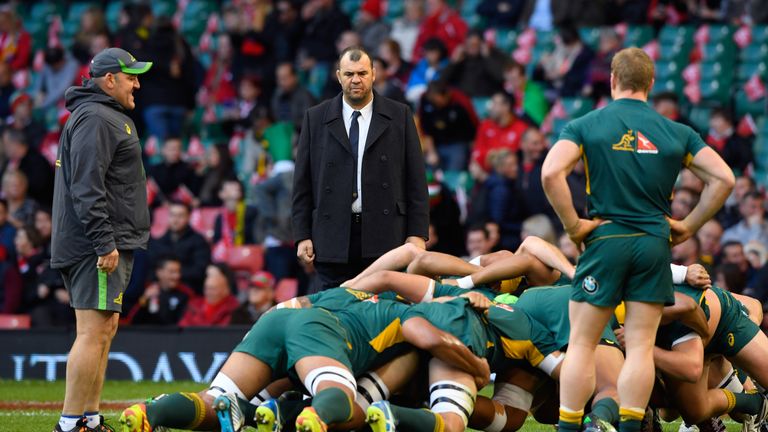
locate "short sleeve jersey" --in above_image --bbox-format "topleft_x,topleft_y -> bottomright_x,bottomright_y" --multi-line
402,298 -> 491,358
559,98 -> 706,238
484,304 -> 559,371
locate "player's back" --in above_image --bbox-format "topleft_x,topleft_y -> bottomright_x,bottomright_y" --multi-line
404,298 -> 491,357
560,99 -> 705,238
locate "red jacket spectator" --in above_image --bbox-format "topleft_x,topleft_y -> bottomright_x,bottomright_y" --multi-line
412,0 -> 467,61
471,93 -> 529,172
178,263 -> 239,327
0,8 -> 31,73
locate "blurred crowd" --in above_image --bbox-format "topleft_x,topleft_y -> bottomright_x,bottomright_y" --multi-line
0,0 -> 767,331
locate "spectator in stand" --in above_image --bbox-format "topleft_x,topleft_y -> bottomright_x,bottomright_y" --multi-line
517,127 -> 553,219
470,91 -> 530,175
229,3 -> 276,89
114,3 -> 152,58
1,169 -> 38,228
503,61 -> 548,125
297,0 -> 352,75
538,25 -> 594,97
178,263 -> 239,327
147,202 -> 211,294
213,179 -> 258,246
201,33 -> 238,109
0,6 -> 31,72
485,220 -> 501,251
559,232 -> 579,264
372,57 -> 408,105
0,128 -> 54,205
588,28 -> 621,101
14,225 -> 45,309
221,75 -> 265,128
7,91 -> 46,150
520,213 -> 557,244
719,175 -> 755,229
652,91 -> 696,129
357,0 -> 390,53
230,271 -> 276,325
671,236 -> 701,266
378,39 -> 412,91
405,37 -> 448,105
147,137 -> 199,205
476,0 -> 526,28
716,262 -> 747,294
441,30 -> 505,98
0,198 -> 20,313
390,0 -> 425,63
196,143 -> 238,208
271,63 -> 316,131
418,81 -> 477,171
127,255 -> 194,326
566,159 -> 587,217
483,150 -> 527,250
0,198 -> 14,259
706,108 -> 754,175
239,106 -> 294,182
412,0 -> 468,61
136,16 -> 196,141
697,219 -> 723,271
0,62 -> 14,119
670,186 -> 699,219
32,46 -> 81,110
465,224 -> 493,260
721,240 -> 757,285
71,7 -> 111,65
263,0 -> 303,63
721,192 -> 768,246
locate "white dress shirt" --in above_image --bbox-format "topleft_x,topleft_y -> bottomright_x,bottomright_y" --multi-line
342,96 -> 374,213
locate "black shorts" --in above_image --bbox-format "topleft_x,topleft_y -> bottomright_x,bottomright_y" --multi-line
60,251 -> 134,313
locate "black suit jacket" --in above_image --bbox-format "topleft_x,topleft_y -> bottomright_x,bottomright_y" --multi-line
292,92 -> 429,263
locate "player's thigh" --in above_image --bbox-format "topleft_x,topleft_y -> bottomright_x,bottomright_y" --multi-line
294,356 -> 357,398
625,235 -> 673,305
622,301 -> 664,351
429,357 -> 478,432
218,352 -> 274,398
369,350 -> 420,394
571,237 -> 631,307
568,300 -> 615,347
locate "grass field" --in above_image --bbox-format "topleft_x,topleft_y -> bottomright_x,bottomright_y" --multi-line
0,380 -> 742,432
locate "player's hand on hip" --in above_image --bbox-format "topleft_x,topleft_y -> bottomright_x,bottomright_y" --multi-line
97,249 -> 119,274
565,218 -> 602,249
297,239 -> 315,264
667,217 -> 694,245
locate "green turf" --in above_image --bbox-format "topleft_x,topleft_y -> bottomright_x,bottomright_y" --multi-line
0,380 -> 744,432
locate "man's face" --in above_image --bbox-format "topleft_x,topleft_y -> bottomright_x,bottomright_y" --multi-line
337,53 -> 375,107
110,72 -> 140,110
219,182 -> 242,208
277,64 -> 297,92
671,190 -> 694,219
697,220 -> 722,255
739,196 -> 764,220
521,130 -> 546,158
654,100 -> 677,119
35,211 -> 52,238
722,244 -> 747,271
168,205 -> 190,233
489,94 -> 510,123
465,35 -> 482,57
204,266 -> 229,303
162,138 -> 182,164
466,231 -> 489,257
734,177 -> 753,201
157,260 -> 182,289
671,238 -> 697,265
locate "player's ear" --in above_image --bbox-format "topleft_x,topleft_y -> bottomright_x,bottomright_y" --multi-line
336,69 -> 342,84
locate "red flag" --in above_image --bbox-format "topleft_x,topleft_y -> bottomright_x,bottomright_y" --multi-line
229,133 -> 242,156
144,135 -> 158,157
206,13 -> 220,33
734,25 -> 752,49
737,113 -> 758,137
512,47 -> 531,65
33,50 -> 44,72
484,28 -> 497,47
745,74 -> 766,101
12,70 -> 28,89
146,178 -> 159,206
212,241 -> 230,263
684,82 -> 702,104
694,25 -> 710,45
642,40 -> 660,61
187,136 -> 205,158
199,32 -> 212,52
516,28 -> 536,49
596,97 -> 610,109
171,184 -> 195,205
682,62 -> 701,83
613,23 -> 628,40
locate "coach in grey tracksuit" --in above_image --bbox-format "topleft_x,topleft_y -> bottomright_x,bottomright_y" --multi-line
50,47 -> 152,432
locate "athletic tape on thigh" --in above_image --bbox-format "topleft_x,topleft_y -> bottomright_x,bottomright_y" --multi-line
208,372 -> 247,400
493,382 -> 533,412
718,367 -> 744,393
303,366 -> 357,396
538,353 -> 564,377
421,280 -> 435,303
250,388 -> 274,405
486,401 -> 508,432
356,371 -> 390,409
429,380 -> 476,426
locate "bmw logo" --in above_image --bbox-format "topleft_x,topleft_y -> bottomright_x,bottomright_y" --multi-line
583,276 -> 598,294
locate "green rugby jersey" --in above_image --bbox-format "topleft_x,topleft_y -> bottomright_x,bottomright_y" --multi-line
559,98 -> 706,238
403,298 -> 491,357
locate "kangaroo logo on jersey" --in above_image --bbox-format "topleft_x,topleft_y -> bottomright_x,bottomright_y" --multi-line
582,276 -> 599,294
636,131 -> 658,154
612,130 -> 635,151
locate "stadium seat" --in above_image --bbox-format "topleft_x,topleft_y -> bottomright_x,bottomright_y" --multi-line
151,206 -> 170,238
740,43 -> 768,62
560,97 -> 594,119
0,314 -> 31,329
753,25 -> 768,44
552,118 -> 569,136
700,61 -> 733,86
472,97 -> 490,119
699,41 -> 736,63
623,25 -> 653,48
655,60 -> 682,81
152,0 -> 177,17
441,170 -> 472,195
275,278 -> 299,303
688,106 -> 711,135
105,1 -> 123,33
227,245 -> 265,274
704,24 -> 734,43
659,25 -> 695,45
737,61 -> 768,83
651,77 -> 683,97
658,41 -> 692,63
492,29 -> 517,54
735,89 -> 766,118
699,80 -> 729,104
384,0 -> 404,23
579,27 -> 601,51
190,207 -> 221,241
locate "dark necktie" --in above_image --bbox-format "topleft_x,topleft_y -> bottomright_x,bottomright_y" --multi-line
349,110 -> 361,202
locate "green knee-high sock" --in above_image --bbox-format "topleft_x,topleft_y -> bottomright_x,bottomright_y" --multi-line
558,407 -> 583,432
589,398 -> 619,424
723,389 -> 765,415
618,407 -> 645,432
389,405 -> 444,432
312,388 -> 353,425
146,392 -> 207,429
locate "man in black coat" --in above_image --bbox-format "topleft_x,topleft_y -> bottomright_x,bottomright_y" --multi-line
0,128 -> 54,205
292,46 -> 429,289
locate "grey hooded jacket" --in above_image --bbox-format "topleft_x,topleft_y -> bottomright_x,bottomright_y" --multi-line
51,81 -> 149,268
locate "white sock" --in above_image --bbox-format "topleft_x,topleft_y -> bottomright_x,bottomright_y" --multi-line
85,412 -> 100,428
58,415 -> 81,431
